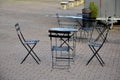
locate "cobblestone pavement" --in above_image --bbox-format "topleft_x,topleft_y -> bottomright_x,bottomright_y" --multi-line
0,1 -> 120,80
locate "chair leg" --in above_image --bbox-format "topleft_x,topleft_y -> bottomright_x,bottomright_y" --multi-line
21,52 -> 30,64
86,51 -> 104,66
32,52 -> 41,61
92,47 -> 105,64
93,47 -> 104,66
86,46 -> 104,66
21,52 -> 39,64
27,44 -> 41,62
21,44 -> 40,64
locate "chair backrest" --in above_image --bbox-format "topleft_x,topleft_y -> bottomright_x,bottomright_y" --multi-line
94,23 -> 110,47
97,20 -> 112,28
56,13 -> 78,28
101,28 -> 109,45
90,20 -> 110,43
56,13 -> 61,27
15,23 -> 26,45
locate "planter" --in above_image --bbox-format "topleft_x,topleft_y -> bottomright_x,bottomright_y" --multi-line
82,8 -> 92,27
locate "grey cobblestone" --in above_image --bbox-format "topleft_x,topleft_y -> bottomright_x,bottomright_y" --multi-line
0,1 -> 120,80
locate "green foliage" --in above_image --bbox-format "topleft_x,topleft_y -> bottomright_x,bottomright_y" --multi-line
89,2 -> 98,19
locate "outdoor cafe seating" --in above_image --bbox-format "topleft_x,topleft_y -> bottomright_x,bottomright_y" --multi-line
15,23 -> 41,64
86,21 -> 111,66
14,13 -> 111,70
55,13 -> 97,41
48,27 -> 77,70
56,13 -> 79,29
78,16 -> 96,41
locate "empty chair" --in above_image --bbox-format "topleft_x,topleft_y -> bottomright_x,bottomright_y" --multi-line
79,9 -> 93,38
14,23 -> 41,64
48,27 -> 77,70
86,23 -> 110,66
79,19 -> 96,41
78,13 -> 96,41
56,13 -> 79,29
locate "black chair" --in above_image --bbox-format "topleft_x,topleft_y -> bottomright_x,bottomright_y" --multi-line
78,21 -> 95,42
78,14 -> 96,41
48,28 -> 75,70
86,25 -> 110,66
56,13 -> 79,29
15,23 -> 41,64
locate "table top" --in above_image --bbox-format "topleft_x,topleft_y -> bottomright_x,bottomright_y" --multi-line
58,15 -> 82,19
49,27 -> 78,32
57,15 -> 120,21
57,15 -> 98,21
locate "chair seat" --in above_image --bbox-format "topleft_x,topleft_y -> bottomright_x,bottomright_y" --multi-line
25,40 -> 39,44
52,46 -> 70,51
59,22 -> 78,25
80,27 -> 93,31
95,26 -> 104,29
88,42 -> 101,47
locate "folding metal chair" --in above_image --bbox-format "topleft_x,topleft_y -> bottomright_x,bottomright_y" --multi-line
78,18 -> 96,41
56,13 -> 78,55
15,23 -> 41,64
48,28 -> 76,70
86,26 -> 110,66
56,13 -> 79,29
